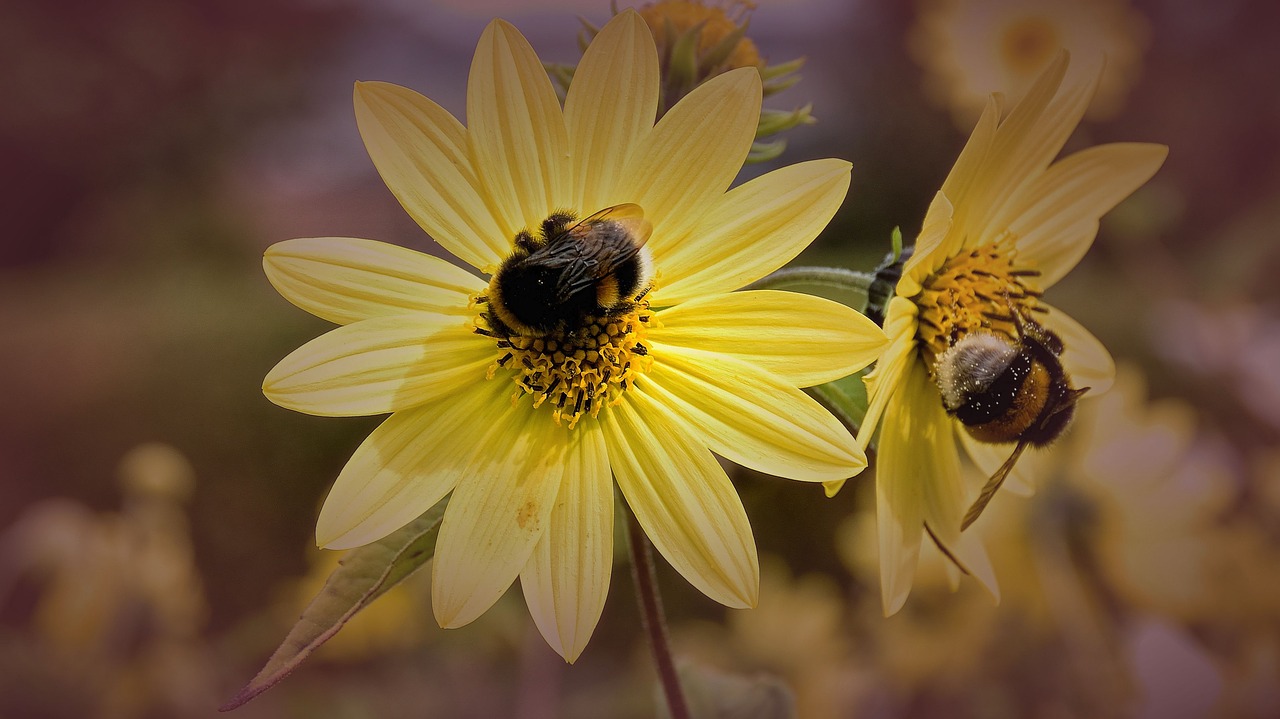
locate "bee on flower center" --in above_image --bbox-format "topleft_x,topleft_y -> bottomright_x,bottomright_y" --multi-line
474,204 -> 656,428
933,314 -> 1088,529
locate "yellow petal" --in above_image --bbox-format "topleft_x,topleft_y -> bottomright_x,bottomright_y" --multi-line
564,10 -> 659,213
622,68 -> 760,256
965,52 -> 1092,245
603,392 -> 759,608
899,191 -> 955,296
467,19 -> 569,243
854,297 -> 919,452
1012,143 -> 1168,286
958,430 -> 1046,498
647,290 -> 886,387
1041,304 -> 1116,394
896,364 -> 1000,600
263,315 -> 494,417
264,237 -> 484,325
354,82 -> 507,270
642,345 -> 865,481
652,160 -> 852,304
937,95 -> 999,250
316,377 -> 513,548
433,408 -> 570,628
520,419 -> 613,663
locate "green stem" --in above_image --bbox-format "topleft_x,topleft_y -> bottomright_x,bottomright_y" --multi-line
744,266 -> 876,307
627,509 -> 689,719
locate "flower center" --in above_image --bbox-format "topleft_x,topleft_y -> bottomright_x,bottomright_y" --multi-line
477,303 -> 654,429
914,239 -> 1044,368
639,0 -> 764,70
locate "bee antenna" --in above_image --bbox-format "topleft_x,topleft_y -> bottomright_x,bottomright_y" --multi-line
961,440 -> 1028,530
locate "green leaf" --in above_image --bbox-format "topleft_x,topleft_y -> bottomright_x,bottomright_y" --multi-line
219,499 -> 448,711
656,663 -> 797,719
890,226 -> 903,262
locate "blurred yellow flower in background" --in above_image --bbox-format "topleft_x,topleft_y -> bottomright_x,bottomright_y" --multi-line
910,0 -> 1149,126
852,52 -> 1166,615
262,9 -> 885,662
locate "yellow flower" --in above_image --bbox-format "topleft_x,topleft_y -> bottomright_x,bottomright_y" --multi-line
852,52 -> 1166,615
261,10 -> 886,662
910,0 -> 1149,126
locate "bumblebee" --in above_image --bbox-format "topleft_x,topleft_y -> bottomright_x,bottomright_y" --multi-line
933,313 -> 1088,529
481,204 -> 654,338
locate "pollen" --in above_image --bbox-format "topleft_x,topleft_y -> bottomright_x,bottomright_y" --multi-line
914,238 -> 1044,367
478,303 -> 655,429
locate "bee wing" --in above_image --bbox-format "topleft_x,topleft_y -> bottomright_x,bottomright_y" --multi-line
960,441 -> 1028,530
545,204 -> 652,303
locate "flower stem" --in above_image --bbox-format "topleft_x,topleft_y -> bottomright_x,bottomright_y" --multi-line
744,266 -> 876,309
627,509 -> 690,719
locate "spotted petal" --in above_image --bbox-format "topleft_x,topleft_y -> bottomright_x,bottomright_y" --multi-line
520,419 -> 613,663
433,407 -> 570,628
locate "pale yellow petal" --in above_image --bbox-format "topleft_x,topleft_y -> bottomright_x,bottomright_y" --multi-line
642,345 -> 865,481
564,10 -> 659,212
1041,304 -> 1116,394
603,393 -> 759,608
433,408 -> 570,628
899,191 -> 956,296
354,82 -> 507,270
621,68 -> 760,255
854,297 -> 919,452
958,430 -> 1043,498
520,419 -> 613,663
896,364 -> 1000,600
1012,143 -> 1168,286
467,19 -> 569,243
264,237 -> 484,325
263,315 -> 494,417
965,52 -> 1092,245
938,95 -> 999,240
652,160 -> 851,303
316,377 -> 513,548
647,290 -> 886,387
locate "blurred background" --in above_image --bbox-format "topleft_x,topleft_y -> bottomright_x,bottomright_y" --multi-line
1,0 -> 1278,717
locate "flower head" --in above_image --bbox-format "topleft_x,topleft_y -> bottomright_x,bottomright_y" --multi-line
262,10 -> 886,661
910,0 -> 1150,126
853,52 -> 1166,615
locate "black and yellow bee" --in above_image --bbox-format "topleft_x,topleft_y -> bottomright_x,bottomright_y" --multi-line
933,313 -> 1088,529
482,204 -> 654,338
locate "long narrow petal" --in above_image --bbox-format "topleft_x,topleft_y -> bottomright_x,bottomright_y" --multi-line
263,315 -> 494,417
1040,304 -> 1116,394
467,19 -> 569,243
603,393 -> 759,608
433,408 -> 570,628
895,364 -> 1000,600
520,419 -> 613,663
648,290 -> 886,387
264,238 -> 484,325
621,68 -> 761,256
873,375 -> 924,616
900,191 -> 956,296
652,160 -> 852,304
316,377 -> 513,548
354,82 -> 507,270
1012,143 -> 1168,286
855,297 -> 919,452
642,345 -> 865,481
564,10 -> 658,213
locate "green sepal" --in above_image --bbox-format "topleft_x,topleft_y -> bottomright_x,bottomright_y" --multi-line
219,498 -> 449,711
747,139 -> 788,164
760,57 -> 805,80
757,105 -> 814,138
698,19 -> 749,75
890,226 -> 903,262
